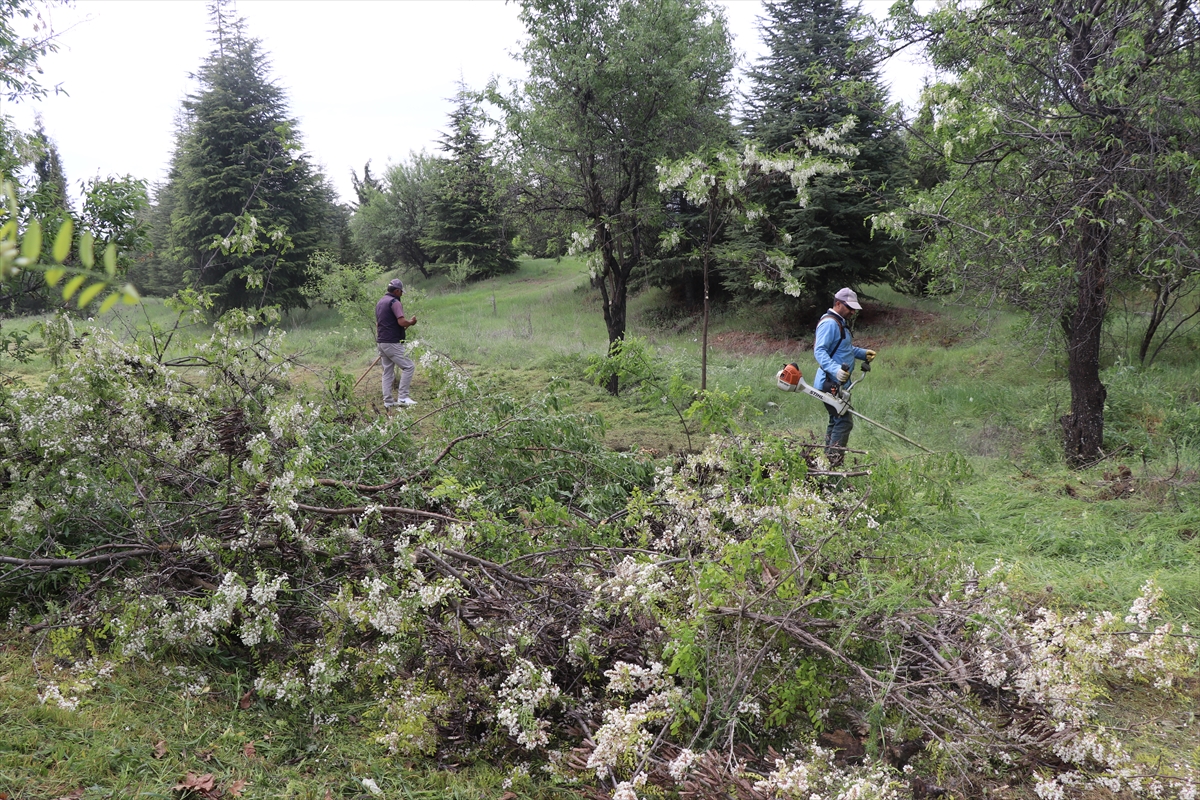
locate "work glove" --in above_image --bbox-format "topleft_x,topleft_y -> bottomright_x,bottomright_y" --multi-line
864,349 -> 876,363
835,367 -> 850,383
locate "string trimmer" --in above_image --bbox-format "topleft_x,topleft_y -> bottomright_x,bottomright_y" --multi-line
776,361 -> 932,453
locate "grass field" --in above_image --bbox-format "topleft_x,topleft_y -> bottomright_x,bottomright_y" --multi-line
3,256 -> 1199,797
7,257 -> 1200,615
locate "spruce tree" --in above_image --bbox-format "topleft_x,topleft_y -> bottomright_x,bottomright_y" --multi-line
28,118 -> 71,227
740,0 -> 904,306
420,86 -> 517,280
157,1 -> 338,311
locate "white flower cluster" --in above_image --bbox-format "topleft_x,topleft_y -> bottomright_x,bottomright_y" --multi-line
38,682 -> 83,712
5,493 -> 39,536
604,661 -> 670,695
341,577 -> 415,636
957,572 -> 1200,797
568,228 -> 595,256
253,668 -> 307,706
306,654 -> 348,698
239,571 -> 287,647
667,748 -> 697,781
587,663 -> 681,781
585,557 -> 673,617
496,658 -> 562,749
266,399 -> 321,442
611,776 -> 645,800
974,579 -> 1195,730
756,745 -> 901,800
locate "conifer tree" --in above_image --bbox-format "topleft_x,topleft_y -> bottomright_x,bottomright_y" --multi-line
28,118 -> 71,226
421,86 -> 517,279
156,0 -> 338,310
740,0 -> 904,305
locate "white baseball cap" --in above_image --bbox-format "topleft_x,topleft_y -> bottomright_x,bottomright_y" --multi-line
834,287 -> 862,310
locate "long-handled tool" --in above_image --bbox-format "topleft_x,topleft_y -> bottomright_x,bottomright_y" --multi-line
353,355 -> 382,389
776,361 -> 932,453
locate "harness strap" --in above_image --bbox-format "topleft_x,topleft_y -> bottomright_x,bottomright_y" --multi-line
819,313 -> 847,385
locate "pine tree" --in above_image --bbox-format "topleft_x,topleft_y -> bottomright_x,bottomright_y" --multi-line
156,0 -> 338,310
420,85 -> 517,280
2,119 -> 72,312
740,0 -> 905,306
28,117 -> 71,225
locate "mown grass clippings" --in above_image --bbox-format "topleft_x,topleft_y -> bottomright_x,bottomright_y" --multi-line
0,640 -> 580,799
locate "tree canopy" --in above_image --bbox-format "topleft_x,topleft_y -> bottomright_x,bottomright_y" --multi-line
420,85 -> 518,280
155,1 -> 339,311
739,0 -> 906,306
351,153 -> 437,277
884,0 -> 1200,465
508,0 -> 736,392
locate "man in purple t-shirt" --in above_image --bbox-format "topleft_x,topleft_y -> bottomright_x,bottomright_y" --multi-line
375,278 -> 418,408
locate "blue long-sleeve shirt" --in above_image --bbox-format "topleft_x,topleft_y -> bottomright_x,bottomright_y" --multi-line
813,309 -> 866,391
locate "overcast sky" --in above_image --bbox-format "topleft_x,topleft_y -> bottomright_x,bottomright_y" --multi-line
6,0 -> 930,205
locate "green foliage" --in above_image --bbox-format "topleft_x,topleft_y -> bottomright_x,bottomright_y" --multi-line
350,151 -> 438,275
882,0 -> 1200,463
739,0 -> 906,303
299,249 -> 383,333
444,254 -> 475,289
508,0 -> 736,381
420,84 -> 518,280
584,334 -> 756,450
0,0 -> 62,102
79,174 -> 150,268
155,3 -> 341,312
657,136 -> 860,386
867,451 -> 973,519
1,181 -> 141,317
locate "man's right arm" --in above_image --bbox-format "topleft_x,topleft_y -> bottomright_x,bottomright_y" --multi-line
392,300 -> 416,327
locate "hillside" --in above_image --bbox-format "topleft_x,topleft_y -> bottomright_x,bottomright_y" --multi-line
1,259 -> 1198,800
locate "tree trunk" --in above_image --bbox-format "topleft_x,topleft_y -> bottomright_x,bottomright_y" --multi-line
1137,281 -> 1171,364
598,248 -> 629,397
1060,221 -> 1109,466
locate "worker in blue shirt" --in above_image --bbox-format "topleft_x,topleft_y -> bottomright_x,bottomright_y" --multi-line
813,288 -> 876,466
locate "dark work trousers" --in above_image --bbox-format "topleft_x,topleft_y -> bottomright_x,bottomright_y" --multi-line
824,402 -> 853,467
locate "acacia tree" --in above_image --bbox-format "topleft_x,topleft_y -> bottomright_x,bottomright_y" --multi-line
0,0 -> 62,102
884,0 -> 1200,465
739,0 -> 905,305
658,128 -> 857,389
508,0 -> 735,394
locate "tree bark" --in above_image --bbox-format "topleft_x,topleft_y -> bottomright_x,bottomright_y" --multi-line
596,224 -> 630,396
1060,218 -> 1110,466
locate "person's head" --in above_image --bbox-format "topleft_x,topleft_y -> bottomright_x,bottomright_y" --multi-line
833,287 -> 862,317
387,278 -> 404,296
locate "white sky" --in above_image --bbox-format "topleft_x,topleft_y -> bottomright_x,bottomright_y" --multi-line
5,0 -> 930,205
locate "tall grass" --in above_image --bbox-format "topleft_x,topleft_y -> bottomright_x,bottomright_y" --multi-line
6,257 -> 1200,615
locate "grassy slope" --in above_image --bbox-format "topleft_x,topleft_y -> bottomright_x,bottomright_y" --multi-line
7,258 -> 1198,611
3,257 -> 1199,796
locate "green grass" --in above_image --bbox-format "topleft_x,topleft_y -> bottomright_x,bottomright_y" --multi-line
0,644 -> 576,799
9,259 -> 1199,616
4,257 -> 1200,794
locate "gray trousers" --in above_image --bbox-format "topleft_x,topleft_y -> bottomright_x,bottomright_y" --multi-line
377,342 -> 414,403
